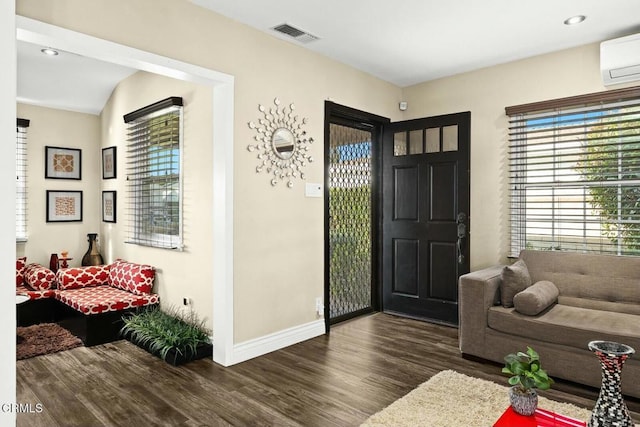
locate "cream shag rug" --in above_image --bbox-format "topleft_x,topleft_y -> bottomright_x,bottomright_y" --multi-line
362,370 -> 595,427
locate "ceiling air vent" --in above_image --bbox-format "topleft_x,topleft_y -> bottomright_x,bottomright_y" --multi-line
272,23 -> 319,44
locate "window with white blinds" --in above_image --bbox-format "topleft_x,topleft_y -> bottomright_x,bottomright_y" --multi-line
507,87 -> 640,257
124,97 -> 183,249
16,118 -> 29,242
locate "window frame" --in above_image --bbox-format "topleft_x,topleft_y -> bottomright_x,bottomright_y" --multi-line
506,87 -> 640,257
124,97 -> 184,250
16,118 -> 29,242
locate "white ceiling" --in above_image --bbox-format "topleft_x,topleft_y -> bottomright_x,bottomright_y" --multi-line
17,0 -> 640,114
193,0 -> 640,87
17,40 -> 137,115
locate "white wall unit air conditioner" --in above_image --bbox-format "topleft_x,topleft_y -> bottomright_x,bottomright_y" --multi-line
601,33 -> 640,86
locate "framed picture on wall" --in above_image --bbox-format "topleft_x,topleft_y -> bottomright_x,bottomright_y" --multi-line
46,190 -> 83,222
45,146 -> 82,180
102,191 -> 116,223
102,146 -> 117,179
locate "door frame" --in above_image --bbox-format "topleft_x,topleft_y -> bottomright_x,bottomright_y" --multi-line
324,102 -> 389,332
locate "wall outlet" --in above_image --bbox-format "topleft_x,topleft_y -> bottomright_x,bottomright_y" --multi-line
315,297 -> 324,316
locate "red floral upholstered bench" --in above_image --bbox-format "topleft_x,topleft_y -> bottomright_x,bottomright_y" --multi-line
15,258 -> 57,325
16,257 -> 159,346
54,260 -> 159,346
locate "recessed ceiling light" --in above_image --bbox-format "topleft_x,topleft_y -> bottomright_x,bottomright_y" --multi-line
40,47 -> 59,56
564,15 -> 586,25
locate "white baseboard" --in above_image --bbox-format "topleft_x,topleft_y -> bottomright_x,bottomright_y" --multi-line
230,319 -> 325,365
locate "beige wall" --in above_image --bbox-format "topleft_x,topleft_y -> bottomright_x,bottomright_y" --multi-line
401,43 -> 636,271
100,71 -> 214,328
17,0 -> 403,344
17,0 -> 633,349
16,103 -> 101,266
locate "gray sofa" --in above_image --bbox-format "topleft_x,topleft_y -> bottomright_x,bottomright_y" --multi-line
459,249 -> 640,398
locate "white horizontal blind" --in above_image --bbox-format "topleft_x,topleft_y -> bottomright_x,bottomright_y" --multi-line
508,93 -> 640,257
16,118 -> 29,241
124,97 -> 183,249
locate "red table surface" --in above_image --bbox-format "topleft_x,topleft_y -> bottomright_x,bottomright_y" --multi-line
493,406 -> 586,427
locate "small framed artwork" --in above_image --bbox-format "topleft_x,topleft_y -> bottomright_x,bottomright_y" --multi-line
46,190 -> 83,222
102,146 -> 117,179
102,191 -> 117,223
45,146 -> 82,180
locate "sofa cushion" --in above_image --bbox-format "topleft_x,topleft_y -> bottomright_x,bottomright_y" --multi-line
23,263 -> 55,290
16,257 -> 26,286
520,250 -> 640,306
16,284 -> 55,300
108,260 -> 155,295
500,259 -> 532,308
55,285 -> 159,315
56,265 -> 110,290
488,304 -> 640,355
514,280 -> 559,316
557,296 -> 640,316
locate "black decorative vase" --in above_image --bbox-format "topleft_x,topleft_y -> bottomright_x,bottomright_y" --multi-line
81,233 -> 104,266
588,340 -> 635,427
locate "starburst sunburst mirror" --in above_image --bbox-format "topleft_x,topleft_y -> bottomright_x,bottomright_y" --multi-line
247,98 -> 314,188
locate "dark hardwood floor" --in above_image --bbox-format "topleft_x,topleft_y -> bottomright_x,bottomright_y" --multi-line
16,313 -> 640,426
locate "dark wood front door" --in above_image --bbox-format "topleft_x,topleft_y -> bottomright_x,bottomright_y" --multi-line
382,112 -> 470,325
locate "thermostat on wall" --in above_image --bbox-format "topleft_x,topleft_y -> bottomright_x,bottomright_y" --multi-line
305,183 -> 323,198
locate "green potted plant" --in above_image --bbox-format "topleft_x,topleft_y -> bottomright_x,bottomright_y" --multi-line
120,306 -> 212,366
502,346 -> 554,416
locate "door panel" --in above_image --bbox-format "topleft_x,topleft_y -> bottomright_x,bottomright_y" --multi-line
382,112 -> 470,325
429,162 -> 456,221
429,241 -> 457,301
328,122 -> 374,322
392,238 -> 419,296
394,166 -> 419,220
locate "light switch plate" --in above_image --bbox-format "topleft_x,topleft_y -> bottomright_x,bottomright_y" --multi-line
305,183 -> 323,198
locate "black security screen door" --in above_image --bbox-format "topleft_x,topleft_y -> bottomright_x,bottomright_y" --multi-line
328,122 -> 374,322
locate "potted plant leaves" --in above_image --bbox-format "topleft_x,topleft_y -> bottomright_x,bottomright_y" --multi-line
502,346 -> 554,416
120,306 -> 212,366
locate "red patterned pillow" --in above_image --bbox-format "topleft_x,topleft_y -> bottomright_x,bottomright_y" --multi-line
56,265 -> 111,290
108,260 -> 155,295
16,257 -> 27,286
23,263 -> 55,290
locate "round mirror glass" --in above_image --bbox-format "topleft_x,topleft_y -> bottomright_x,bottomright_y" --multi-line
272,128 -> 295,159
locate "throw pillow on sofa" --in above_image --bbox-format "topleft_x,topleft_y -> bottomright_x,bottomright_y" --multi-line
56,265 -> 110,290
108,260 -> 155,295
500,259 -> 532,308
23,263 -> 55,290
16,256 -> 26,286
513,280 -> 559,316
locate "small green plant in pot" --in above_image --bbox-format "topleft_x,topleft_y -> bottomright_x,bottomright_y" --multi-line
121,305 -> 212,366
502,346 -> 554,416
